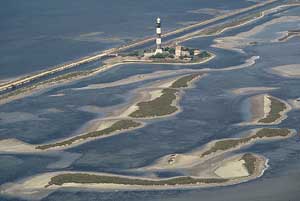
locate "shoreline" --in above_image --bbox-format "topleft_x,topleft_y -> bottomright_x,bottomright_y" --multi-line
212,13 -> 300,53
142,128 -> 295,171
0,53 -> 258,106
0,0 -> 279,93
0,153 -> 267,200
241,94 -> 291,126
0,74 -> 204,152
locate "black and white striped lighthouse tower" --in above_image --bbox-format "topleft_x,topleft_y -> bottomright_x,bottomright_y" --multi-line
155,17 -> 163,54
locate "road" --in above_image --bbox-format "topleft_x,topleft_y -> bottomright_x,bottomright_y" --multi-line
0,0 -> 282,93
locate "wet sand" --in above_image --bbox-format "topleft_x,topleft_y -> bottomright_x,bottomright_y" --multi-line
242,94 -> 291,125
0,74 -> 203,153
0,153 -> 267,201
271,64 -> 300,78
230,87 -> 278,95
142,128 -> 295,172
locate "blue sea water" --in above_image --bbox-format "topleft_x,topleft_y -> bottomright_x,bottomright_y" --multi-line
0,1 -> 300,201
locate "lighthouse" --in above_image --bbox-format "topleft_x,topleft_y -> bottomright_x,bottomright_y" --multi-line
155,17 -> 163,54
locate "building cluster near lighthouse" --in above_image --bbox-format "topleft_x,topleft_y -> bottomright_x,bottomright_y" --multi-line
105,17 -> 213,64
143,17 -> 206,61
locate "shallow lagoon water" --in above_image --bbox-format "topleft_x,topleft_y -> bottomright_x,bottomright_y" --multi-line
0,0 -> 255,80
0,3 -> 300,201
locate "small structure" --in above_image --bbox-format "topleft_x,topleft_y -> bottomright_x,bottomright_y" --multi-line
193,49 -> 201,56
175,45 -> 195,58
175,45 -> 182,58
181,50 -> 190,57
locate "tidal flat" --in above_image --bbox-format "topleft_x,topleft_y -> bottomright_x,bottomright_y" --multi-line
0,1 -> 300,201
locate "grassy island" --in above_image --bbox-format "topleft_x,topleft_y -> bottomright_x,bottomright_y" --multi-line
258,97 -> 287,124
170,73 -> 202,88
47,173 -> 229,187
201,128 -> 291,157
129,88 -> 178,118
129,73 -> 201,118
121,43 -> 213,65
36,120 -> 141,150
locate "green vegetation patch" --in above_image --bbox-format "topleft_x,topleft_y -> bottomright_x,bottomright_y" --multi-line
240,153 -> 258,175
36,120 -> 141,150
255,128 -> 291,138
201,128 -> 291,157
258,97 -> 287,123
47,173 -> 229,187
163,47 -> 175,54
198,51 -> 211,58
129,88 -> 178,118
126,50 -> 144,57
171,74 -> 202,88
150,52 -> 174,59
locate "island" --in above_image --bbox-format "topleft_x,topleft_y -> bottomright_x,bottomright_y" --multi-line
246,94 -> 290,125
104,46 -> 214,65
201,128 -> 294,157
0,153 -> 267,198
129,73 -> 202,118
142,128 -> 294,171
36,120 -> 142,150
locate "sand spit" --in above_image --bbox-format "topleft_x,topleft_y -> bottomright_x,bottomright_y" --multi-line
74,54 -> 259,93
0,139 -> 38,153
48,93 -> 65,97
213,14 -> 300,53
0,52 -> 258,106
0,153 -> 267,200
174,11 -> 265,45
1,2 -> 296,105
143,128 -> 295,171
230,87 -> 278,95
214,159 -> 249,178
271,64 -> 300,78
175,2 -> 300,47
0,74 -> 203,153
276,30 -> 300,42
0,120 -> 143,153
244,94 -> 291,125
72,70 -> 190,91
